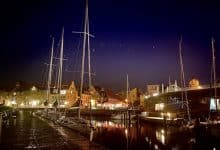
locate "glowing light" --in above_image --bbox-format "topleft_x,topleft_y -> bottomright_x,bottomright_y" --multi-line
125,99 -> 128,103
141,111 -> 148,116
91,99 -> 96,107
60,90 -> 66,95
115,103 -> 122,108
20,103 -> 24,106
154,144 -> 159,150
145,136 -> 149,142
59,104 -> 65,108
198,86 -> 202,89
6,101 -> 11,106
11,100 -> 17,105
64,101 -> 69,105
31,100 -> 39,107
32,101 -> 37,106
97,103 -> 102,107
160,103 -> 164,109
167,112 -> 171,119
153,93 -> 159,97
156,129 -> 166,145
125,128 -> 128,136
144,95 -> 150,99
31,86 -> 37,91
155,103 -> 164,111
161,134 -> 165,144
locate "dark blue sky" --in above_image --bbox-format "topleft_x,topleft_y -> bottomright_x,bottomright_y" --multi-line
1,0 -> 220,91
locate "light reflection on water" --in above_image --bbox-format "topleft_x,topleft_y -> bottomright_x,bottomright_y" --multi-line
0,111 -> 72,149
90,118 -> 220,150
0,114 -> 2,144
155,128 -> 166,145
92,120 -> 126,128
1,111 -> 220,150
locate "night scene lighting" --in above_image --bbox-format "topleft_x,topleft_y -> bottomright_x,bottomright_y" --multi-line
0,0 -> 220,150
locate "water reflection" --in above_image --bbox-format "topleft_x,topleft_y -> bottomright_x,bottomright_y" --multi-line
155,129 -> 166,145
91,118 -> 220,150
13,118 -> 16,126
92,120 -> 126,128
0,111 -> 79,149
124,128 -> 128,150
0,114 -> 2,144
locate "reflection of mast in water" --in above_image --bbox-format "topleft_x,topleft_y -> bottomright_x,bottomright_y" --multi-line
125,128 -> 129,150
0,114 -> 2,144
155,128 -> 166,145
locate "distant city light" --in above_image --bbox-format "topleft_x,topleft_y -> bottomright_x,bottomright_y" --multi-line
167,112 -> 171,119
6,101 -> 11,106
144,95 -> 150,99
153,93 -> 159,97
31,100 -> 39,107
125,128 -> 128,137
59,104 -> 65,108
11,100 -> 17,105
91,99 -> 96,107
31,86 -> 37,91
159,103 -> 164,109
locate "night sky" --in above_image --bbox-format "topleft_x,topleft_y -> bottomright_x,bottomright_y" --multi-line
1,0 -> 220,91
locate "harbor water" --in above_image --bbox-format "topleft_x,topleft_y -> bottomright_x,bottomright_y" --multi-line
1,111 -> 220,150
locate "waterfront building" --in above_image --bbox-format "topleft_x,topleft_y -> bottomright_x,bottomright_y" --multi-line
101,89 -> 127,109
189,78 -> 200,89
147,85 -> 160,96
66,81 -> 78,107
166,80 -> 181,92
128,88 -> 140,106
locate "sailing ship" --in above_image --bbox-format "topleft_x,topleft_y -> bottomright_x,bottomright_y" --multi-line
51,28 -> 65,109
44,37 -> 54,107
209,38 -> 219,118
43,27 -> 65,111
75,0 -> 94,119
139,37 -> 191,125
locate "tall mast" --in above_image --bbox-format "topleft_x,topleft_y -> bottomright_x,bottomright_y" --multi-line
126,74 -> 129,100
179,36 -> 191,121
47,37 -> 54,103
179,37 -> 184,107
58,27 -> 64,106
211,37 -> 217,110
79,0 -> 88,118
88,15 -> 92,89
87,2 -> 93,124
